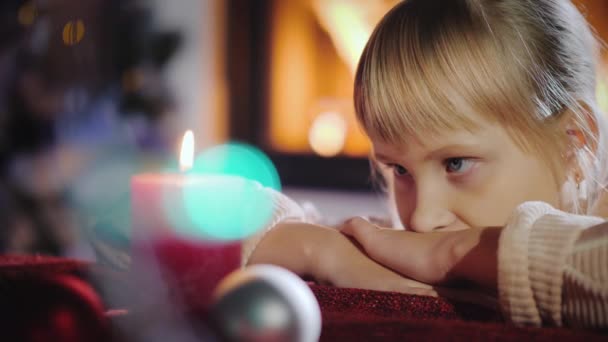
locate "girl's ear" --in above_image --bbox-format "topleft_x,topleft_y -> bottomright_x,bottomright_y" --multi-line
566,128 -> 586,149
561,106 -> 599,153
558,107 -> 598,195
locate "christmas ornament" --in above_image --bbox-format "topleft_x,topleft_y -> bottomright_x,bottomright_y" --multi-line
209,265 -> 321,342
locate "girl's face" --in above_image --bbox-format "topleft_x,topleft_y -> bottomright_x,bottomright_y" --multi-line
372,119 -> 562,231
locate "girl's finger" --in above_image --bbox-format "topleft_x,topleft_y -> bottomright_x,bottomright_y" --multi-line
403,287 -> 438,297
339,217 -> 376,241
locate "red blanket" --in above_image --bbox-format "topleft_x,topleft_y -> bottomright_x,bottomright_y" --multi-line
1,255 -> 605,341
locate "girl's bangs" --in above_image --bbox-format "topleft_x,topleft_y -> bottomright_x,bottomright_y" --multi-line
354,3 -> 534,146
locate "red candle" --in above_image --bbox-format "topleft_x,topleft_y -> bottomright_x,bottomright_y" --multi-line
130,131 -> 242,312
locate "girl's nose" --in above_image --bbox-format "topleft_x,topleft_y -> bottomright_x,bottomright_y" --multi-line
407,186 -> 456,233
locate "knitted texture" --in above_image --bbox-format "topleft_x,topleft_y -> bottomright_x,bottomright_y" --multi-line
499,201 -> 605,327
498,201 -> 554,325
240,188 -> 316,267
563,222 -> 608,328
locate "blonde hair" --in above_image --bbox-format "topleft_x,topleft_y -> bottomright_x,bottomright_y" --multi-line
355,0 -> 608,215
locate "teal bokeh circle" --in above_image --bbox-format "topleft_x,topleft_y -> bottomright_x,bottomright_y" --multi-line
178,143 -> 281,240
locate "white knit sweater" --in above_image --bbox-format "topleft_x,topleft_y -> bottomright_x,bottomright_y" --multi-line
498,201 -> 607,328
242,190 -> 608,328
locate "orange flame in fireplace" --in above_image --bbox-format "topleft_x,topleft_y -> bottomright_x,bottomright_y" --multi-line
268,1 -> 396,157
312,0 -> 398,75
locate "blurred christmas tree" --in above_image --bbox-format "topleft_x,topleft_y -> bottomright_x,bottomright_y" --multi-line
0,0 -> 181,255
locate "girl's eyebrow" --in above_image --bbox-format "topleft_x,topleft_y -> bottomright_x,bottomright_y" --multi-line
427,143 -> 483,159
373,142 -> 484,164
372,153 -> 393,163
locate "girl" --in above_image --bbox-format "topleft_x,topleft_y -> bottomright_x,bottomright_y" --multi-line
244,0 -> 608,328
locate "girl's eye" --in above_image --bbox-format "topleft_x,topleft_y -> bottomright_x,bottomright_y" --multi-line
392,164 -> 409,177
445,158 -> 474,173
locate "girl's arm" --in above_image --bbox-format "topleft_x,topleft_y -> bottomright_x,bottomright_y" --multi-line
341,202 -> 608,328
241,186 -> 434,294
247,222 -> 437,296
340,217 -> 501,287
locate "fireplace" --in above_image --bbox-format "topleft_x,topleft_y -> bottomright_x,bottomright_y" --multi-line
224,0 -> 608,190
224,0 -> 397,190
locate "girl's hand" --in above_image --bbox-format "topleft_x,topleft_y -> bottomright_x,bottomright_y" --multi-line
313,227 -> 436,296
340,217 -> 502,290
249,222 -> 436,296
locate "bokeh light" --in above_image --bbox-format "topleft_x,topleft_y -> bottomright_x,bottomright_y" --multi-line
175,143 -> 280,241
18,2 -> 37,27
62,19 -> 85,46
309,111 -> 347,157
70,148 -> 138,246
190,143 -> 280,190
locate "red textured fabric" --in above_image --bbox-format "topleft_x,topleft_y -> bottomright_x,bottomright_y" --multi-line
309,285 -> 605,341
319,317 -> 606,341
311,284 -> 501,322
0,254 -> 88,277
1,255 -> 606,341
0,256 -> 109,342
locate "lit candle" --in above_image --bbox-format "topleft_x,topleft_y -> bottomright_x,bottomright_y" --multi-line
130,130 -> 242,311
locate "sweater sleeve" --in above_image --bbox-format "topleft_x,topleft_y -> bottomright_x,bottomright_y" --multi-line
562,221 -> 608,328
498,201 -> 607,328
240,188 -> 321,267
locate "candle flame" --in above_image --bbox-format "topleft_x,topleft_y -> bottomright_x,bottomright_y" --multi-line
180,130 -> 194,171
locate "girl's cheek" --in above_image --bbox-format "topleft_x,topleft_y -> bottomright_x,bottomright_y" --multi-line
393,175 -> 414,191
451,163 -> 483,186
394,178 -> 419,218
393,189 -> 415,227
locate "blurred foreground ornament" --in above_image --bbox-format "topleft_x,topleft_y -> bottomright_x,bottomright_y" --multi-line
209,265 -> 321,342
1,275 -> 109,342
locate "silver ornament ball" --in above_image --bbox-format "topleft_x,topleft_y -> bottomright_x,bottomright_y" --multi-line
209,265 -> 321,342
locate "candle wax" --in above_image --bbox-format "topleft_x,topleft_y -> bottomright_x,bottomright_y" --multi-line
130,173 -> 242,311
